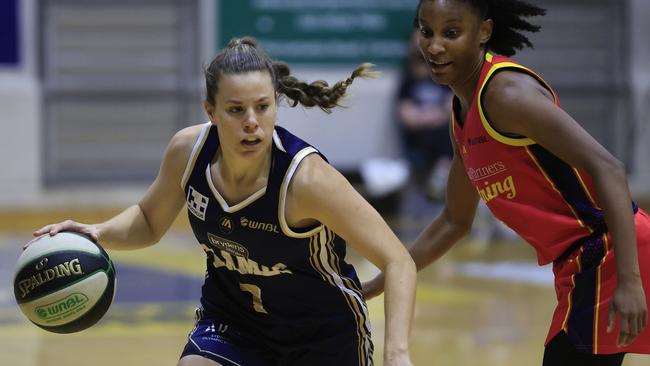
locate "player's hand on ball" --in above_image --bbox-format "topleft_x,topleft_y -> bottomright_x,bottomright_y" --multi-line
30,220 -> 100,248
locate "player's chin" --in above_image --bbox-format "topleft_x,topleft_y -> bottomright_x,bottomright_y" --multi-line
429,73 -> 453,86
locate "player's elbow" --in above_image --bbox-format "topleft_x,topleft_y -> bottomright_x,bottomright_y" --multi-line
385,247 -> 416,277
442,207 -> 474,237
592,155 -> 627,183
137,205 -> 165,246
605,157 -> 626,176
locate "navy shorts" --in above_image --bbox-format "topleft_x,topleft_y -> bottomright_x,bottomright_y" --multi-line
180,308 -> 374,366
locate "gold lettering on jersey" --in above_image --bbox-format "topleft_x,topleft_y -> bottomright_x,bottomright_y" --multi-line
207,233 -> 249,259
477,175 -> 517,202
200,243 -> 292,277
240,217 -> 280,234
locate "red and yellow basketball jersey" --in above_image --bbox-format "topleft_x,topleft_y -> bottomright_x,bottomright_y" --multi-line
451,53 -> 633,265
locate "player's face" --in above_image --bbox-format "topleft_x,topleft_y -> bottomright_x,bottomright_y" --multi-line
416,0 -> 492,86
205,70 -> 277,158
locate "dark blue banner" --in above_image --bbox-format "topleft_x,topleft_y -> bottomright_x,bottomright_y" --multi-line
0,0 -> 20,65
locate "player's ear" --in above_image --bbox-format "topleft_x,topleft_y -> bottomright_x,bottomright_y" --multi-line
204,100 -> 216,122
479,18 -> 493,46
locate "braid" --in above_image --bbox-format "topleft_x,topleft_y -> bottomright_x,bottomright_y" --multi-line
205,36 -> 377,113
415,0 -> 545,56
275,63 -> 379,114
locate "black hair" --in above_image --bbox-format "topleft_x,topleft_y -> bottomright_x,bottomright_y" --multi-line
415,0 -> 546,56
204,37 -> 378,113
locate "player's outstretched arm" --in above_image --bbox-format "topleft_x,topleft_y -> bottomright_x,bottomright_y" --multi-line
287,154 -> 416,366
363,140 -> 480,299
33,126 -> 199,250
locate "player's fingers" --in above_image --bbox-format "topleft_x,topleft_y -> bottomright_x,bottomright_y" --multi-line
49,224 -> 63,235
607,304 -> 616,333
629,314 -> 640,343
636,309 -> 648,342
51,220 -> 85,236
86,230 -> 100,243
618,315 -> 632,347
23,234 -> 46,250
32,225 -> 53,237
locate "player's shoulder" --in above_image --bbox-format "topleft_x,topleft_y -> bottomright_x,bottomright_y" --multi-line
289,153 -> 345,201
483,69 -> 550,109
173,123 -> 208,146
165,123 -> 210,168
168,123 -> 208,153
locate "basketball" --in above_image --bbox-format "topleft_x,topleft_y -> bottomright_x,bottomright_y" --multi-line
13,232 -> 116,333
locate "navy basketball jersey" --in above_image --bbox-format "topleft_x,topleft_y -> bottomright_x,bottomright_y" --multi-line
180,122 -> 372,358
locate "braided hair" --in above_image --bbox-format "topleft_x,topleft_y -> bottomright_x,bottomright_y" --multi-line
415,0 -> 546,56
205,37 -> 378,113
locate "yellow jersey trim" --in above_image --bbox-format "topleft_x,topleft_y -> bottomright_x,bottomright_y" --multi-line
477,54 -> 558,147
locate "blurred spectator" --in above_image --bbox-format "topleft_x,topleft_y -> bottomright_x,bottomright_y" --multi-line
395,31 -> 453,200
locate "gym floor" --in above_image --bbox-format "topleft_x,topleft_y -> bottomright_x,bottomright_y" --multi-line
1,193 -> 648,365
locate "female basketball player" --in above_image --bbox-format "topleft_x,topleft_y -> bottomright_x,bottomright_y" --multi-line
34,37 -> 416,366
363,1 -> 650,365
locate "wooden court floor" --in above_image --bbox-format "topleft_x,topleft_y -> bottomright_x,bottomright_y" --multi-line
0,209 -> 648,366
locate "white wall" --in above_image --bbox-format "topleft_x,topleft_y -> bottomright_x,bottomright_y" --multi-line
276,67 -> 401,168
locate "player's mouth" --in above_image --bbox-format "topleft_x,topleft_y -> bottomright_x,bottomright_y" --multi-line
241,136 -> 262,146
428,59 -> 452,73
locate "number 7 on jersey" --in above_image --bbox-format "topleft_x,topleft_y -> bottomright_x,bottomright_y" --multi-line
239,283 -> 268,314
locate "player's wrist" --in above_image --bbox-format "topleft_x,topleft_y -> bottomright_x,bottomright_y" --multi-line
384,339 -> 409,354
617,270 -> 642,284
384,344 -> 410,362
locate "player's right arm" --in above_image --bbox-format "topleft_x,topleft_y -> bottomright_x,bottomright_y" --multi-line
363,138 -> 480,299
33,125 -> 200,250
409,143 -> 480,269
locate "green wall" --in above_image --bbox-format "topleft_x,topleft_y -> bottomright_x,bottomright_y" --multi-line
217,0 -> 418,66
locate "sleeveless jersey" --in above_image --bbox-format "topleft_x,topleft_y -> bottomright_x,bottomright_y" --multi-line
180,123 -> 372,355
451,53 -> 638,265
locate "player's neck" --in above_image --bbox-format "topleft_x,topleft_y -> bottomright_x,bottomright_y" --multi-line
215,147 -> 272,189
450,50 -> 486,110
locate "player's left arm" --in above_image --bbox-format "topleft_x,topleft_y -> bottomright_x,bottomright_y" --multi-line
483,70 -> 647,347
288,154 -> 415,366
